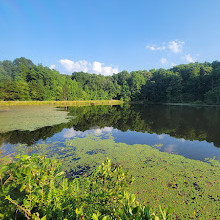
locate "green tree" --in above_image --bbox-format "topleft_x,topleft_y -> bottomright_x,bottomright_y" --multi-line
129,71 -> 146,100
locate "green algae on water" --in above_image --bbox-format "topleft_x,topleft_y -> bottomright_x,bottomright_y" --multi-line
0,105 -> 72,132
9,135 -> 220,219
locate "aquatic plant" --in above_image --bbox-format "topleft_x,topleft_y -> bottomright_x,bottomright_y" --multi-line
1,134 -> 220,219
52,135 -> 219,219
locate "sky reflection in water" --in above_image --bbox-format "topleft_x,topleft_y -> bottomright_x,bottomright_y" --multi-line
0,104 -> 220,161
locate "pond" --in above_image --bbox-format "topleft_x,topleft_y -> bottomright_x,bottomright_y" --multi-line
1,104 -> 220,219
0,104 -> 220,161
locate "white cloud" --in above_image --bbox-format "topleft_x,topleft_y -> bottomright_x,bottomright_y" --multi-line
49,64 -> 56,70
93,128 -> 102,135
146,45 -> 156,51
59,59 -> 118,75
146,45 -> 166,51
102,66 -> 113,75
102,127 -> 113,132
160,58 -> 167,64
63,128 -> 83,138
63,127 -> 113,138
59,59 -> 74,72
146,40 -> 184,53
92,61 -> 102,73
59,59 -> 89,72
179,138 -> 186,143
164,144 -> 176,153
146,40 -> 198,67
167,40 -> 184,53
91,61 -> 119,75
185,54 -> 196,63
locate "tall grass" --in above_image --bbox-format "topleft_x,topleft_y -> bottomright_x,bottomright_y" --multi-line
0,100 -> 124,106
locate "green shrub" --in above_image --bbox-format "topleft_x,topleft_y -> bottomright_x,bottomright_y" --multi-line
0,155 -> 173,219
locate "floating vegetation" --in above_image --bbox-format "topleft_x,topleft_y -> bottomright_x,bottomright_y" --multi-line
0,105 -> 72,132
57,135 -> 219,219
153,143 -> 163,148
9,134 -> 220,219
86,149 -> 106,155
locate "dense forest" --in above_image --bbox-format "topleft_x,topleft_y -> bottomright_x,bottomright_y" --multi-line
0,57 -> 220,104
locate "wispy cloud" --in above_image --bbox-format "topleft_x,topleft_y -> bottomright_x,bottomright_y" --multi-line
146,40 -> 185,53
146,40 -> 199,67
185,54 -> 196,63
146,45 -> 166,51
59,59 -> 119,75
49,64 -> 56,70
167,40 -> 184,53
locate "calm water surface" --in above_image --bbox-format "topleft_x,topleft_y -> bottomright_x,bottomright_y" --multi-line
0,104 -> 220,161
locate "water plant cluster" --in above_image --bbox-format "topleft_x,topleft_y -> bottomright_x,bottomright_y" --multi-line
0,154 -> 173,219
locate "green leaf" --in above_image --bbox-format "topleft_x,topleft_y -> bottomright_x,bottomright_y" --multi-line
92,212 -> 100,220
102,216 -> 110,220
130,194 -> 136,204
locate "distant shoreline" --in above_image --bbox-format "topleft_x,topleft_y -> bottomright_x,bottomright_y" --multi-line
0,100 -> 124,106
0,100 -> 219,107
161,102 -> 220,107
130,101 -> 220,107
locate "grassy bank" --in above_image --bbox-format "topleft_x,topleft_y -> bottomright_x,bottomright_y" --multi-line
0,100 -> 124,106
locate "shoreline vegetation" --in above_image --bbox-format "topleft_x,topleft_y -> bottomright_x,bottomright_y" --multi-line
157,102 -> 220,107
0,100 -> 124,106
0,100 -> 219,107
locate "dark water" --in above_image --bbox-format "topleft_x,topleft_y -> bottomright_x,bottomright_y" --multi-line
1,104 -> 220,161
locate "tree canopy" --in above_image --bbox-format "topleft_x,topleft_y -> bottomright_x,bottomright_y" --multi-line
0,57 -> 220,104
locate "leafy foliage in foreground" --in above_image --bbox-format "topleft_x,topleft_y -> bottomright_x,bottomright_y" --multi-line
0,155 -> 173,219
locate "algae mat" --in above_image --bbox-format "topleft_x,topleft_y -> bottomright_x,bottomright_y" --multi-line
0,105 -> 72,132
32,135 -> 220,219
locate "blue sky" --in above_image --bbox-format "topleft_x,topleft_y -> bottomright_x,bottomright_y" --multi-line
1,0 -> 220,75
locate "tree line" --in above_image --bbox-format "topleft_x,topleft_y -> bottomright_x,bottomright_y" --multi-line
0,57 -> 220,104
